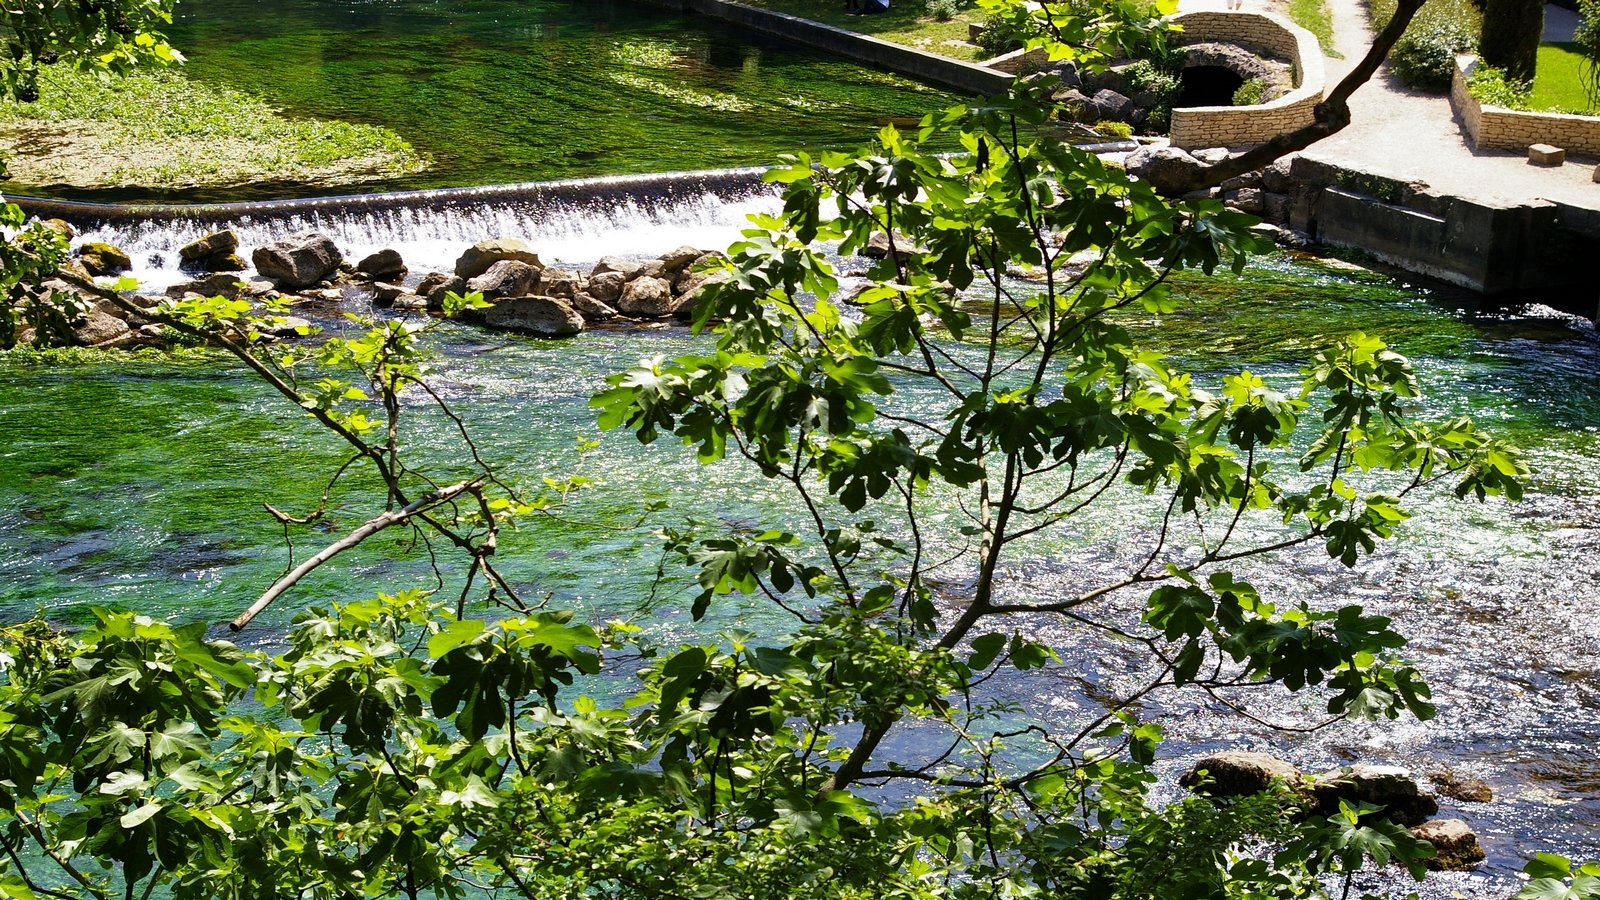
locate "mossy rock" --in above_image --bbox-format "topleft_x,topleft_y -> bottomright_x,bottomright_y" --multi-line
76,242 -> 132,277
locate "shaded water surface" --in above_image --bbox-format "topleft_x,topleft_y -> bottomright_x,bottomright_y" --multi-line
4,191 -> 1600,896
65,0 -> 964,199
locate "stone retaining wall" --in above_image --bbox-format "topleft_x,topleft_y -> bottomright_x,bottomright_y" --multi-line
636,0 -> 1015,95
1451,54 -> 1600,157
1167,11 -> 1324,150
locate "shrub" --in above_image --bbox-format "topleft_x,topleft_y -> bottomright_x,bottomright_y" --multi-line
1232,77 -> 1269,105
975,14 -> 1028,54
1371,0 -> 1481,90
1576,0 -> 1600,108
1480,0 -> 1543,83
1467,61 -> 1532,106
927,0 -> 960,21
1390,19 -> 1478,91
1122,57 -> 1180,132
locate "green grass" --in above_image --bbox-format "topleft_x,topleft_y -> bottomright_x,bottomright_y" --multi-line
1528,42 -> 1599,113
736,0 -> 988,59
1287,0 -> 1341,58
0,66 -> 428,190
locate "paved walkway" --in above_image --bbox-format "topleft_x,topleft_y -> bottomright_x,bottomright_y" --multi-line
1178,0 -> 1600,212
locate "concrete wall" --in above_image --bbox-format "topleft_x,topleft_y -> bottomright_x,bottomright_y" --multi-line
1167,11 -> 1325,150
1289,156 -> 1600,297
636,0 -> 1014,95
1451,55 -> 1600,157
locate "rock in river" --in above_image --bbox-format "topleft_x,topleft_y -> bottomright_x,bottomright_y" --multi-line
252,232 -> 343,289
483,296 -> 584,337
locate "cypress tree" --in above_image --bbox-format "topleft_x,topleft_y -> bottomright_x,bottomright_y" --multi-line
1479,0 -> 1545,84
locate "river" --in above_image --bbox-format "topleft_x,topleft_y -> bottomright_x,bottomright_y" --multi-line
2,182 -> 1598,897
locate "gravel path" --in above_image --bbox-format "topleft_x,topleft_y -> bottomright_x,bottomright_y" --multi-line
1177,0 -> 1600,211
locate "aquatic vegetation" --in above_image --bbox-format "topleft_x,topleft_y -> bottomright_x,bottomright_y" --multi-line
0,67 -> 427,190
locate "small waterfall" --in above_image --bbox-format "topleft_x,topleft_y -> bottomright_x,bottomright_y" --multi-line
15,169 -> 783,294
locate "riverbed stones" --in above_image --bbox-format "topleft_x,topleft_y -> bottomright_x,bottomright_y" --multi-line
165,272 -> 251,299
1261,155 -> 1300,193
1429,770 -> 1492,803
178,230 -> 243,272
1124,146 -> 1203,195
538,268 -> 582,299
616,275 -> 677,317
1224,187 -> 1264,215
455,239 -> 542,279
483,296 -> 584,336
466,259 -> 540,300
76,242 -> 132,277
356,248 -> 407,281
71,307 -> 133,346
569,292 -> 618,321
1180,752 -> 1303,797
252,232 -> 343,289
1411,819 -> 1486,871
587,270 -> 627,303
424,275 -> 468,310
369,282 -> 407,306
659,245 -> 704,273
1310,764 -> 1438,826
591,256 -> 643,279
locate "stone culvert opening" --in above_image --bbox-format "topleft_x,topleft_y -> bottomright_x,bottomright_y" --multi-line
1171,41 -> 1289,108
1176,66 -> 1246,108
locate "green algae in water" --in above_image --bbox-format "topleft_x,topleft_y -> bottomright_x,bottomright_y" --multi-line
105,0 -> 967,199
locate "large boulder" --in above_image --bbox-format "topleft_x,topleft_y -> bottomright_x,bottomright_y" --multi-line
587,270 -> 627,303
252,232 -> 343,289
1412,819 -> 1486,871
1310,765 -> 1438,826
1124,145 -> 1205,196
569,292 -> 619,322
1224,188 -> 1264,215
455,239 -> 542,279
1091,88 -> 1134,122
673,268 -> 731,320
483,296 -> 584,337
422,274 -> 468,311
466,259 -> 540,300
178,230 -> 239,263
658,245 -> 704,273
616,275 -> 677,318
1260,155 -> 1300,193
1180,752 -> 1304,798
76,242 -> 132,277
591,256 -> 642,280
71,308 -> 133,346
356,248 -> 407,281
538,268 -> 583,299
165,272 -> 251,299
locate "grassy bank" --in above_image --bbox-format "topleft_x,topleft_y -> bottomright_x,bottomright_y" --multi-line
1287,0 -> 1340,57
1530,42 -> 1598,113
0,66 -> 428,191
736,0 -> 988,60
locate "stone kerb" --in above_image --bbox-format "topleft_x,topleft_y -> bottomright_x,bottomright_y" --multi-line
1451,54 -> 1600,158
1167,11 -> 1325,150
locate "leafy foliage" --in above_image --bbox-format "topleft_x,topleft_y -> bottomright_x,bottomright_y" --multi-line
0,0 -> 180,103
1575,0 -> 1600,108
0,0 -> 1536,897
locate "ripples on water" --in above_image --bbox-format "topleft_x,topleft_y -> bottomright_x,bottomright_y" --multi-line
4,188 -> 1600,897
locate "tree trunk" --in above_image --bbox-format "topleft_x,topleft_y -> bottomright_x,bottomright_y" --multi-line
1480,0 -> 1545,84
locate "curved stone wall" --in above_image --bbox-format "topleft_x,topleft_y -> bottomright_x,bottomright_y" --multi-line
1451,54 -> 1600,157
1166,11 -> 1325,150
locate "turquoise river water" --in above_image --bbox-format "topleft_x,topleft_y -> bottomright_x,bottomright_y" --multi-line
2,183 -> 1599,897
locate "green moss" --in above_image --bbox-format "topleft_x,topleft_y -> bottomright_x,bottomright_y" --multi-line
0,66 -> 428,190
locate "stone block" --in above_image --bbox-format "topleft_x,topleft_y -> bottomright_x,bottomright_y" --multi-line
1593,163 -> 1600,183
1527,144 -> 1566,166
